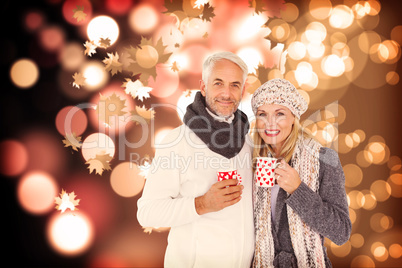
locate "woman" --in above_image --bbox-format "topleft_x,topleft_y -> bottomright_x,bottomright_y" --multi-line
251,78 -> 351,267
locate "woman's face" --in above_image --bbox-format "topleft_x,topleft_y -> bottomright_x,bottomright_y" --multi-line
255,103 -> 295,153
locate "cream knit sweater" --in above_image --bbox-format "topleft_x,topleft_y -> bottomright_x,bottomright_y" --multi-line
137,124 -> 255,268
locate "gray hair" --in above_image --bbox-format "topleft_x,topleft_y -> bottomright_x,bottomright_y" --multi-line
202,51 -> 248,87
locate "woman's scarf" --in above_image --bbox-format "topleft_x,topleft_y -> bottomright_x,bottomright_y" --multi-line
253,135 -> 325,267
183,91 -> 249,159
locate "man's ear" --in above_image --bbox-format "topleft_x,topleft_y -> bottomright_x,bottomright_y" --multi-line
200,80 -> 206,97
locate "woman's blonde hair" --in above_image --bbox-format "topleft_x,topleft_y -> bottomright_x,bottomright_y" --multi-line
251,117 -> 316,170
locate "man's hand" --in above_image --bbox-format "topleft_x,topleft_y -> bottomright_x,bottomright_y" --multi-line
195,179 -> 243,215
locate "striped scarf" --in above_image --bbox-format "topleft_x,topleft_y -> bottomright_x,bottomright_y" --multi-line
253,136 -> 325,267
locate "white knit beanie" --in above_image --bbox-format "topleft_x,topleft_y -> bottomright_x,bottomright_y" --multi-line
251,78 -> 308,119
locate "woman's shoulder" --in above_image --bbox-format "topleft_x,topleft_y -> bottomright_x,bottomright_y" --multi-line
319,147 -> 342,168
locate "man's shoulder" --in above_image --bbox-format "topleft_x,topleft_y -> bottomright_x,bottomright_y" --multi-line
155,124 -> 197,149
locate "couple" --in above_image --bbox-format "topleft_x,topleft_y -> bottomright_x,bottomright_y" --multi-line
137,52 -> 351,268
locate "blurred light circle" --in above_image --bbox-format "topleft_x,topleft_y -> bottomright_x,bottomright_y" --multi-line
87,15 -> 119,47
88,84 -> 135,133
17,171 -> 58,215
280,3 -> 299,22
47,211 -> 94,256
62,0 -> 92,25
343,164 -> 363,187
350,233 -> 364,248
288,41 -> 306,60
155,24 -> 184,53
59,42 -> 85,71
110,162 -> 145,197
370,180 -> 391,202
389,244 -> 402,259
391,25 -> 402,46
387,156 -> 402,171
350,255 -> 375,267
237,13 -> 268,41
106,0 -> 133,15
81,133 -> 115,161
370,213 -> 389,233
361,190 -> 377,210
237,47 -> 263,74
24,11 -> 44,32
55,106 -> 88,136
149,64 -> 180,98
329,5 -> 354,29
322,54 -> 345,77
366,0 -> 381,16
22,130 -> 66,176
129,4 -> 159,35
372,242 -> 389,262
136,45 -> 159,69
306,42 -> 325,58
309,0 -> 332,20
0,140 -> 28,177
181,44 -> 209,74
386,71 -> 399,85
39,26 -> 65,52
81,61 -> 109,91
305,22 -> 327,44
348,190 -> 364,209
330,240 -> 351,257
295,61 -> 313,85
10,58 -> 39,89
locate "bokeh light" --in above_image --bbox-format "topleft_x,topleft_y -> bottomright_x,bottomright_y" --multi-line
17,171 -> 58,215
81,133 -> 115,162
110,162 -> 145,197
55,106 -> 88,136
81,60 -> 109,91
62,0 -> 92,25
128,4 -> 160,35
59,42 -> 85,71
87,15 -> 119,47
38,26 -> 66,52
47,211 -> 94,256
0,140 -> 28,177
105,0 -> 133,15
329,5 -> 354,29
9,58 -> 39,89
24,10 -> 44,32
309,0 -> 332,20
148,64 -> 180,98
88,84 -> 135,133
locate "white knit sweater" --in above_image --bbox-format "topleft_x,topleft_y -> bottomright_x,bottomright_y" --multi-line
137,124 -> 255,268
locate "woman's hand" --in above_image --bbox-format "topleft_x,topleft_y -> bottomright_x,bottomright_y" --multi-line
275,159 -> 301,194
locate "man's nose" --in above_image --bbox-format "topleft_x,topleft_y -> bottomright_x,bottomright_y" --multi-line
221,85 -> 230,97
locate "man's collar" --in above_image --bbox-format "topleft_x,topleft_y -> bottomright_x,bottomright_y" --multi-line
205,107 -> 235,124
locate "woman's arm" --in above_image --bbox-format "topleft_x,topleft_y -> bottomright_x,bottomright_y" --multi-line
285,147 -> 352,245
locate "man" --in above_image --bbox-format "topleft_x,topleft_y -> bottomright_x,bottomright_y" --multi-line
137,51 -> 254,267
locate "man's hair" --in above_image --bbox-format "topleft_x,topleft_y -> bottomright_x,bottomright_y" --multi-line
202,51 -> 248,86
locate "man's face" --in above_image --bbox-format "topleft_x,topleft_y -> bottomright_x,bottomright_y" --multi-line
200,59 -> 245,118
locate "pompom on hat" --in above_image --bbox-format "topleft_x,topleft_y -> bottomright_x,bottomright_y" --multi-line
251,78 -> 308,119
